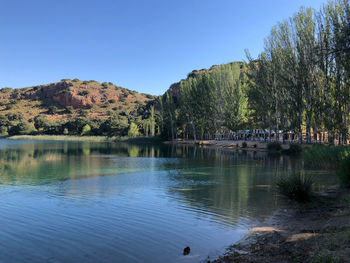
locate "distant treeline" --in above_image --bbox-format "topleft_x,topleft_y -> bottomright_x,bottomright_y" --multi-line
157,0 -> 350,144
0,107 -> 156,138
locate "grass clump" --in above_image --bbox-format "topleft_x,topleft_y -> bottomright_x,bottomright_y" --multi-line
268,141 -> 282,152
276,173 -> 314,203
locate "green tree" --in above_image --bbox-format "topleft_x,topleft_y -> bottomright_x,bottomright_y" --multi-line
128,122 -> 140,138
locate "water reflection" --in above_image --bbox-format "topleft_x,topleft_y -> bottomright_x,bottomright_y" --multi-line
0,140 -> 337,263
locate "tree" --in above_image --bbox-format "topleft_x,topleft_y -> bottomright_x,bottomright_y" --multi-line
128,123 -> 140,138
81,124 -> 91,135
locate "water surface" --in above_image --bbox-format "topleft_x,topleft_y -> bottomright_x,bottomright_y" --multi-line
0,140 -> 336,262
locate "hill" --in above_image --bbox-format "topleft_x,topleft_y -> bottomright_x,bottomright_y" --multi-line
0,79 -> 155,136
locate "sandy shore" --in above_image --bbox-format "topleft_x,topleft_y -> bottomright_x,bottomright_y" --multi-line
211,186 -> 350,263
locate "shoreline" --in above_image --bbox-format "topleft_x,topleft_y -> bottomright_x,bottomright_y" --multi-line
165,139 -> 307,152
212,186 -> 350,263
5,135 -> 113,142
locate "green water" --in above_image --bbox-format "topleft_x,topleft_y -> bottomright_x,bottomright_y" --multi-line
0,140 -> 337,262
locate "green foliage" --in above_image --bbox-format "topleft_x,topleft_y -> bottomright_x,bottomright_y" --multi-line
72,78 -> 80,82
337,154 -> 350,188
48,106 -> 58,115
276,173 -> 314,203
283,144 -> 302,155
108,99 -> 116,103
8,121 -> 31,136
128,122 -> 140,138
100,115 -> 129,136
81,124 -> 91,135
78,90 -> 90,96
5,104 -> 14,110
65,106 -> 74,114
303,145 -> 350,168
267,142 -> 282,151
0,87 -> 12,93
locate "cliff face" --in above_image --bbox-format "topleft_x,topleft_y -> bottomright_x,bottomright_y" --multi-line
0,79 -> 154,121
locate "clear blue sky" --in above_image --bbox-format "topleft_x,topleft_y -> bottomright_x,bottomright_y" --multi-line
0,0 -> 326,95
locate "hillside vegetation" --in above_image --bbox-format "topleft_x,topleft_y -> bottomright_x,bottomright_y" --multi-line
0,79 -> 155,137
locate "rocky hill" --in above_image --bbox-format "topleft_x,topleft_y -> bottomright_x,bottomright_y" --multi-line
0,79 -> 154,123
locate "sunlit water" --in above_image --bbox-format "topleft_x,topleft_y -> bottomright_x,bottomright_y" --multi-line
0,139 -> 337,262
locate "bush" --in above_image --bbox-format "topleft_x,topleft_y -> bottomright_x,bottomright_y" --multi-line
242,142 -> 247,148
337,154 -> 350,188
65,106 -> 74,114
81,124 -> 91,135
268,141 -> 282,151
283,143 -> 302,155
5,104 -> 14,110
48,106 -> 58,115
0,87 -> 12,93
78,90 -> 89,96
101,82 -> 108,89
303,145 -> 350,168
276,173 -> 313,203
72,78 -> 80,82
63,128 -> 69,135
108,99 -> 116,104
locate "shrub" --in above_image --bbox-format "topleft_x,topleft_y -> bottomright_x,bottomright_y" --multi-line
253,144 -> 257,148
283,143 -> 302,155
81,124 -> 91,135
8,121 -> 31,136
65,106 -> 74,114
276,173 -> 313,203
303,145 -> 350,168
0,87 -> 12,93
108,99 -> 116,104
101,82 -> 108,89
337,154 -> 350,188
5,104 -> 14,110
72,78 -> 80,82
48,106 -> 58,114
268,141 -> 282,152
85,104 -> 93,109
242,142 -> 247,148
63,128 -> 69,135
78,90 -> 89,96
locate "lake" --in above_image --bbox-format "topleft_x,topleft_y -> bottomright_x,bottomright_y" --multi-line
0,139 -> 336,262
